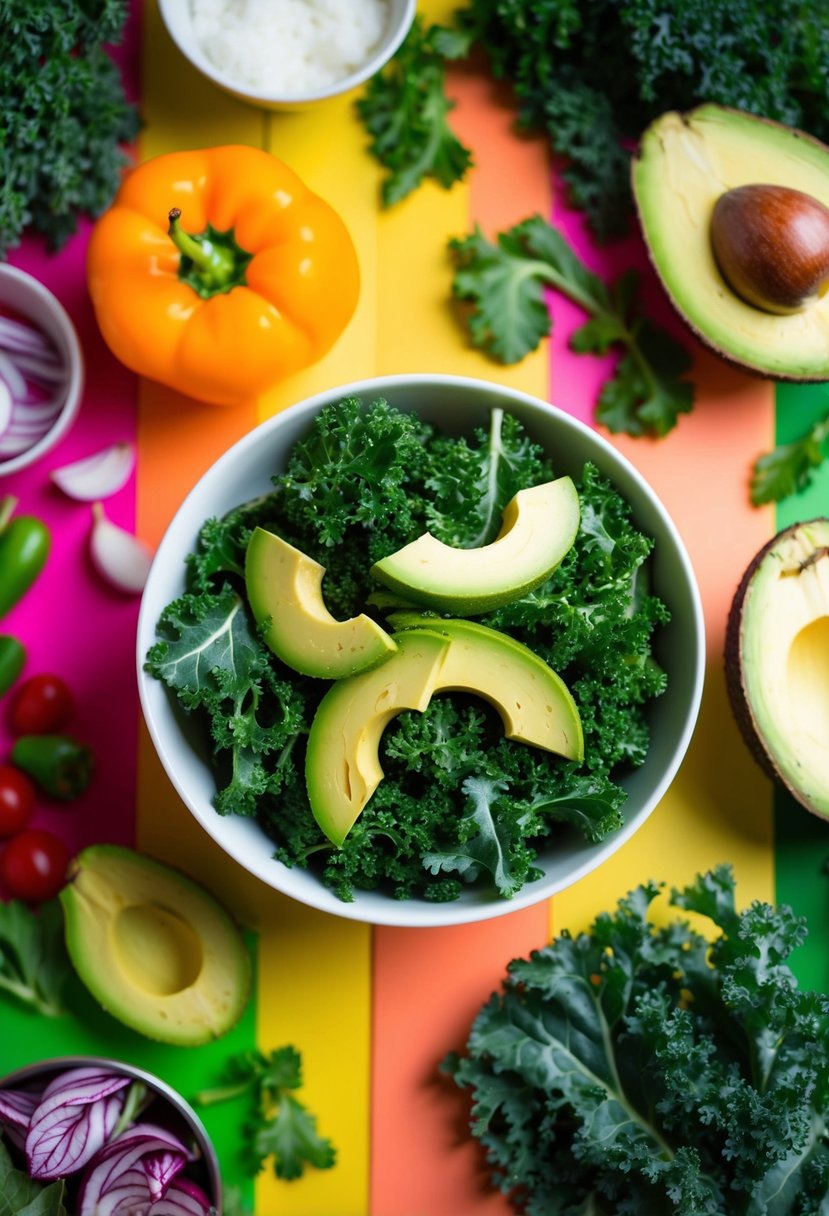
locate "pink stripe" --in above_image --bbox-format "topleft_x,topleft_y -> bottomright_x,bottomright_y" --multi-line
0,4 -> 142,875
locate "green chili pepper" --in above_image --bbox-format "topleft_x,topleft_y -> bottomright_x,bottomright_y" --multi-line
0,496 -> 50,620
0,634 -> 25,696
11,734 -> 94,800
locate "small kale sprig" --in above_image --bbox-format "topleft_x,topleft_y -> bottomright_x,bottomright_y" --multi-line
750,406 -> 829,506
446,865 -> 829,1213
450,216 -> 694,437
0,899 -> 72,1017
355,17 -> 474,206
193,1047 -> 336,1182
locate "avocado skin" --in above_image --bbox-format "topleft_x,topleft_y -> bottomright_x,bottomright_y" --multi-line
632,104 -> 829,384
724,519 -> 829,818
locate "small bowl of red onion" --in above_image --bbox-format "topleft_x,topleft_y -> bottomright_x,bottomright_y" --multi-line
0,1056 -> 221,1214
0,265 -> 84,477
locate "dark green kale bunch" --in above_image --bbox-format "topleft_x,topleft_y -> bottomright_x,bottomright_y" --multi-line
360,0 -> 829,242
446,865 -> 829,1214
0,0 -> 139,255
147,398 -> 669,904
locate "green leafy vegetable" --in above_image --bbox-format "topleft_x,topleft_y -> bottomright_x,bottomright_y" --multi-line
445,865 -> 829,1214
451,217 -> 694,437
355,17 -> 474,206
193,1047 -> 336,1183
750,407 -> 829,505
0,899 -> 72,1017
0,1139 -> 67,1216
0,0 -> 139,256
358,0 -> 829,242
148,399 -> 668,902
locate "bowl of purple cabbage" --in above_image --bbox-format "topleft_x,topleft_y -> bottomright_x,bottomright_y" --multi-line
0,1056 -> 221,1214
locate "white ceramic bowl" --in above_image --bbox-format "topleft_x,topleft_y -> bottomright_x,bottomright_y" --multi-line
138,374 -> 705,928
0,1055 -> 221,1210
0,265 -> 84,478
158,0 -> 416,110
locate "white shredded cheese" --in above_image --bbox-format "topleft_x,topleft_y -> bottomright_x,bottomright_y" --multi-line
189,0 -> 391,97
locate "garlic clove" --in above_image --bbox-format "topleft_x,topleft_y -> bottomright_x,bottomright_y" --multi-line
89,502 -> 153,594
52,442 -> 135,502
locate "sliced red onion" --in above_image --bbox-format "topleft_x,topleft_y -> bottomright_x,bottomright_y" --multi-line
78,1124 -> 193,1215
0,313 -> 57,358
52,442 -> 135,502
26,1068 -> 131,1179
10,352 -> 66,384
0,350 -> 28,401
0,1085 -> 44,1148
149,1176 -> 214,1215
0,380 -> 13,439
144,1147 -> 188,1202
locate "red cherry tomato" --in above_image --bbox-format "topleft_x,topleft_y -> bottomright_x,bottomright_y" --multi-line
0,765 -> 35,838
0,829 -> 69,902
8,674 -> 74,736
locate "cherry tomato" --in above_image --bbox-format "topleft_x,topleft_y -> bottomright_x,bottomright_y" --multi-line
8,674 -> 74,736
0,829 -> 69,902
0,765 -> 35,838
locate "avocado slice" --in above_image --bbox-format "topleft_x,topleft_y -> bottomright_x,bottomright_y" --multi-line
306,621 -> 582,846
370,477 -> 580,614
245,527 -> 397,678
633,105 -> 829,380
388,614 -> 583,761
725,519 -> 829,820
306,630 -> 451,847
60,844 -> 250,1045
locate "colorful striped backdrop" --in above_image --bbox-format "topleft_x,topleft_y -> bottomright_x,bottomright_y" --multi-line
0,2 -> 826,1213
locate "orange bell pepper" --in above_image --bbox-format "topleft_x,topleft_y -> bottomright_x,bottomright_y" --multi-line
87,145 -> 360,407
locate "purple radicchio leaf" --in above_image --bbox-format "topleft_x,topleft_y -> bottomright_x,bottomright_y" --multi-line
78,1123 -> 194,1216
0,1086 -> 44,1150
26,1067 -> 131,1179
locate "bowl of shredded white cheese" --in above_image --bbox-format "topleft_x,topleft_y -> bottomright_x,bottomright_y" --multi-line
159,0 -> 416,109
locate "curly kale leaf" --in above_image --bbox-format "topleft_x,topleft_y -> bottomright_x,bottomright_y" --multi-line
423,407 -> 551,546
145,585 -> 306,816
355,17 -> 474,206
275,396 -> 432,551
0,0 -> 138,255
447,866 -> 829,1213
451,217 -> 694,437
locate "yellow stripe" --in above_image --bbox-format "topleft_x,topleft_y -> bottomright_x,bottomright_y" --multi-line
253,89 -> 380,1216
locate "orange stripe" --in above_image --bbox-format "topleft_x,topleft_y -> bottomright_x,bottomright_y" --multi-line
369,45 -> 554,1216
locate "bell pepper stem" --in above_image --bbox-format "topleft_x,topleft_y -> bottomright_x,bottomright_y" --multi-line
168,208 -> 236,290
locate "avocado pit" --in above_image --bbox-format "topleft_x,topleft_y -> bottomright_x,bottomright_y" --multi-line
711,184 -> 829,314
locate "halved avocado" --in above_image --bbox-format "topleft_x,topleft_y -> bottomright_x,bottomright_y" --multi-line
60,844 -> 250,1045
725,519 -> 829,819
633,105 -> 829,380
245,527 -> 396,678
388,614 -> 583,760
306,621 -> 582,846
370,477 -> 580,614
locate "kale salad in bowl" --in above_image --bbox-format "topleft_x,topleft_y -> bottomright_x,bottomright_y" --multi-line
137,374 -> 704,927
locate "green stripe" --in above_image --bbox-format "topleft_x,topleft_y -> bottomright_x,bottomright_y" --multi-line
0,933 -> 258,1206
774,381 -> 829,993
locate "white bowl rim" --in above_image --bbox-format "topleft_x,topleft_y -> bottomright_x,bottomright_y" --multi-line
158,0 -> 417,106
0,264 -> 84,477
137,371 -> 706,928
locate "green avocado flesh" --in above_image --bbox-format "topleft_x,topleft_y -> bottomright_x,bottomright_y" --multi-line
633,104 -> 829,379
245,527 -> 397,678
306,624 -> 582,846
59,844 -> 250,1045
370,476 -> 580,614
730,519 -> 829,820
